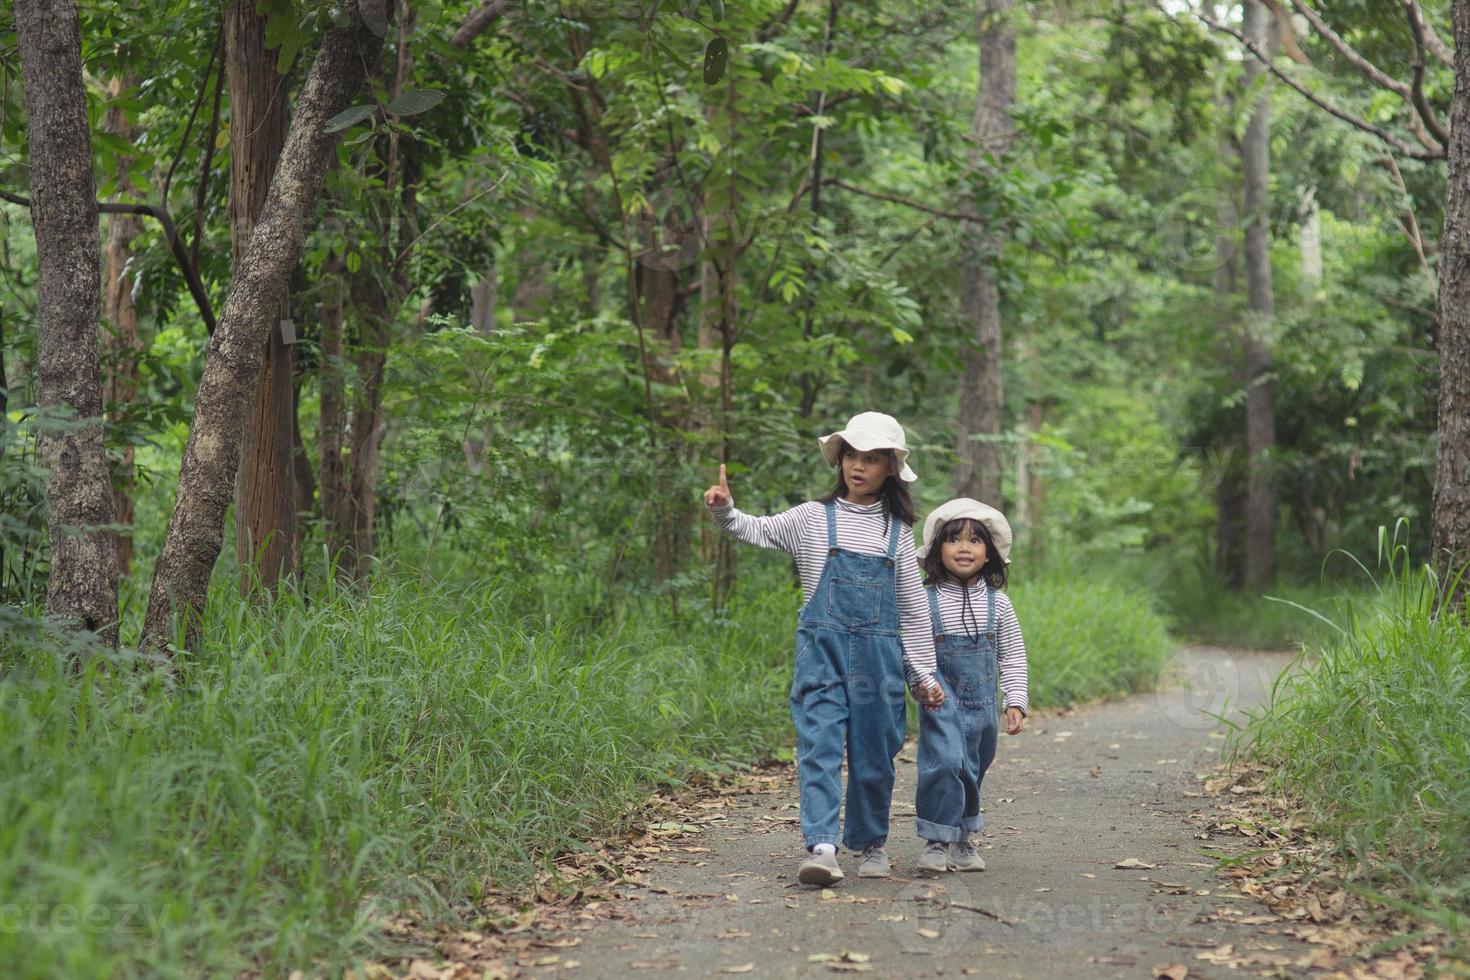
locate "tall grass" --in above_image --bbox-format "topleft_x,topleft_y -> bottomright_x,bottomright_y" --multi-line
0,552 -> 1180,977
1244,536 -> 1470,934
0,575 -> 794,978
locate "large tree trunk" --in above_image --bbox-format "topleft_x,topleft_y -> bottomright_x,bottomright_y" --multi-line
15,0 -> 119,645
102,75 -> 143,577
1241,0 -> 1278,588
1432,0 -> 1470,606
954,0 -> 1014,504
142,7 -> 379,651
227,0 -> 296,595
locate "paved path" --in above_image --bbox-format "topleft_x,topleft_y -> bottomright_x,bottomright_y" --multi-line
548,648 -> 1314,979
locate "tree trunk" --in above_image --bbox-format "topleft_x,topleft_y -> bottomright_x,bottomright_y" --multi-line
1431,0 -> 1470,606
102,75 -> 143,577
319,250 -> 350,566
142,8 -> 379,651
1299,185 -> 1322,293
469,260 -> 498,332
1214,142 -> 1248,589
15,0 -> 119,645
227,0 -> 296,595
954,0 -> 1014,505
1241,0 -> 1278,588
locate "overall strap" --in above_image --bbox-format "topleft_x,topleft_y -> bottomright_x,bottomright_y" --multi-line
885,513 -> 901,560
926,586 -> 943,641
825,501 -> 838,552
985,583 -> 996,634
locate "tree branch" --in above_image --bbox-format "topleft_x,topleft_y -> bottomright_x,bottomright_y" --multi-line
1189,6 -> 1444,161
1401,0 -> 1451,146
1286,0 -> 1409,97
0,189 -> 216,332
163,19 -> 223,203
451,0 -> 515,49
757,0 -> 801,43
1401,0 -> 1454,66
829,178 -> 974,221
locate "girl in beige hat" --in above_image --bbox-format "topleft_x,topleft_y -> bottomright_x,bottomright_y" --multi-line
911,498 -> 1029,874
703,412 -> 944,887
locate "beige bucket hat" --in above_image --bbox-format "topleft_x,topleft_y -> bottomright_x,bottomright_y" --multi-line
817,411 -> 918,483
916,497 -> 1013,564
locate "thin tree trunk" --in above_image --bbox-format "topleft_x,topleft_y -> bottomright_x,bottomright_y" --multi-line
1431,0 -> 1470,606
102,75 -> 143,577
227,0 -> 296,595
319,250 -> 350,565
142,8 -> 379,651
469,260 -> 498,332
1299,185 -> 1322,292
1242,0 -> 1278,587
15,0 -> 119,645
1214,139 -> 1248,589
955,0 -> 1014,505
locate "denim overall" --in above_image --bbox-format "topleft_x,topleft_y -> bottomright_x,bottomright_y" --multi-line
790,502 -> 908,852
914,584 -> 1000,843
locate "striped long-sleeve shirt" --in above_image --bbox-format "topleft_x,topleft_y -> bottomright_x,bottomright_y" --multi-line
707,498 -> 938,686
932,580 -> 1029,715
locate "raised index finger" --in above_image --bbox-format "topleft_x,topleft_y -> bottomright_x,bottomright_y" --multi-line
719,463 -> 728,489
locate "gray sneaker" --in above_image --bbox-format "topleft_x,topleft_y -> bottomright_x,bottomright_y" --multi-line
798,849 -> 844,887
916,840 -> 950,873
857,845 -> 891,878
950,838 -> 986,871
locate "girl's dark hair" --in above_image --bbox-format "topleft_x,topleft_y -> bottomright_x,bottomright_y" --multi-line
818,440 -> 916,527
921,517 -> 1008,590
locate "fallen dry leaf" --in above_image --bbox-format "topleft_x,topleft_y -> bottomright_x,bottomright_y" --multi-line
1114,858 -> 1158,870
1152,964 -> 1188,980
720,965 -> 754,974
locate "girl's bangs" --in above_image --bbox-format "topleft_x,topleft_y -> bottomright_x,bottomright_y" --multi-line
941,517 -> 987,542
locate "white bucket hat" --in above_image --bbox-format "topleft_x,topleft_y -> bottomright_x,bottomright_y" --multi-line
817,411 -> 918,483
916,497 -> 1013,564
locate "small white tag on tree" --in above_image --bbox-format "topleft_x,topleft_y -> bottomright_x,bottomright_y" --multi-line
279,318 -> 297,345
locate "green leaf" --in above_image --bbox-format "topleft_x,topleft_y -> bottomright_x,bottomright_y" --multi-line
652,36 -> 692,74
703,36 -> 728,85
706,0 -> 725,21
385,89 -> 445,117
345,251 -> 362,274
323,104 -> 376,133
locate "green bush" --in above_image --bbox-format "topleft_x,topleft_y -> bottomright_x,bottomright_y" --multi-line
1009,570 -> 1174,708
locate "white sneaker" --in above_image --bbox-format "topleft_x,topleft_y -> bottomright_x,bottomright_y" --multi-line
857,845 -> 891,878
950,838 -> 986,871
916,840 -> 949,873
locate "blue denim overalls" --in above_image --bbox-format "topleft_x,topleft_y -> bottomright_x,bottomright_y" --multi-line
790,502 -> 908,852
914,584 -> 1000,842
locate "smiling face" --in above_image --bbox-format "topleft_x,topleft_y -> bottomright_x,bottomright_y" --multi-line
840,446 -> 892,503
939,520 -> 989,584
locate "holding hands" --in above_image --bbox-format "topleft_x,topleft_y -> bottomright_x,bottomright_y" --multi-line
704,464 -> 733,509
915,678 -> 945,712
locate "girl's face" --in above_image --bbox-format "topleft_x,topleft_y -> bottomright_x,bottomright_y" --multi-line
940,523 -> 988,584
841,447 -> 891,502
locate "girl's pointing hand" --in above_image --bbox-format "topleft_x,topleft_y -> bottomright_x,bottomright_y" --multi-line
704,464 -> 733,508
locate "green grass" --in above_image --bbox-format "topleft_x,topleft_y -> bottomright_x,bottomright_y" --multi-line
0,573 -> 795,978
0,553 -> 1180,977
1010,570 -> 1174,708
1243,548 -> 1470,940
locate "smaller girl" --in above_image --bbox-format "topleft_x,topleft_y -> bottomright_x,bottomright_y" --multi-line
912,498 -> 1028,872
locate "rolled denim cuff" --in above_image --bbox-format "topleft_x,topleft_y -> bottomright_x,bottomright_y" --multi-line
914,816 -> 964,844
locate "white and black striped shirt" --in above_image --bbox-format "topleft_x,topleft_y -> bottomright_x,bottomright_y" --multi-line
707,498 -> 938,685
932,580 -> 1029,715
